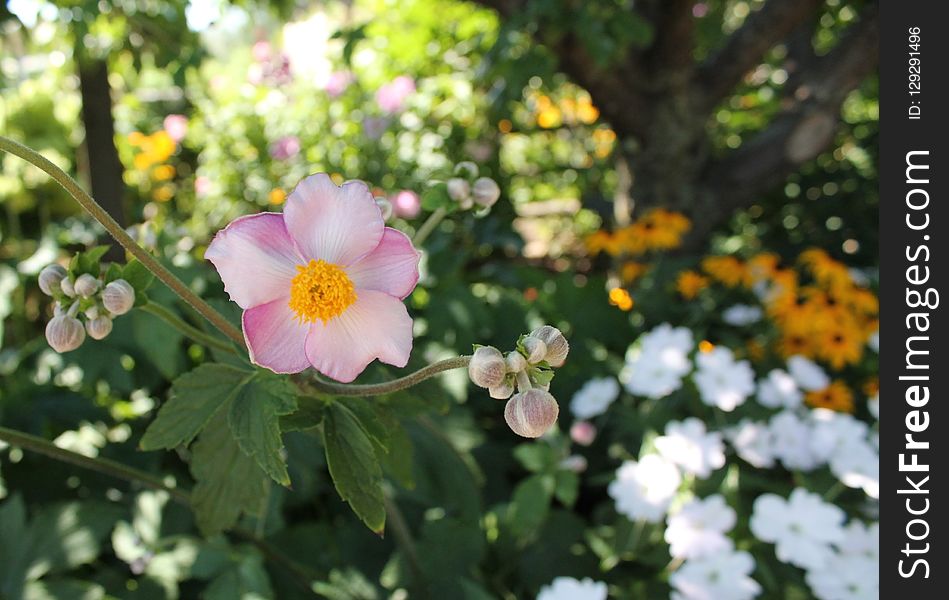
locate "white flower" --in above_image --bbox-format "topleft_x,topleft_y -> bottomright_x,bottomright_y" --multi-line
608,454 -> 681,523
787,355 -> 830,392
806,554 -> 878,600
868,393 -> 879,420
670,550 -> 761,600
722,304 -> 763,326
809,409 -> 869,463
837,521 -> 879,561
665,495 -> 736,560
829,438 -> 879,499
655,418 -> 725,479
621,324 -> 694,399
693,347 -> 755,411
570,377 -> 620,419
769,411 -> 821,471
536,577 -> 607,600
868,330 -> 879,353
756,369 -> 802,409
727,420 -> 776,468
750,488 -> 845,570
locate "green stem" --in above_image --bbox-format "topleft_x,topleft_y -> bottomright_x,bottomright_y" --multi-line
0,424 -> 320,596
302,355 -> 471,397
0,135 -> 245,347
141,302 -> 237,355
383,493 -> 426,591
0,425 -> 189,505
412,206 -> 447,246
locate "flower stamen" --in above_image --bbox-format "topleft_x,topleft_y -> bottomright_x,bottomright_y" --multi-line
288,259 -> 357,323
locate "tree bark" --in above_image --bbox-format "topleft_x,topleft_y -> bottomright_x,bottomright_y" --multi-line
78,57 -> 126,258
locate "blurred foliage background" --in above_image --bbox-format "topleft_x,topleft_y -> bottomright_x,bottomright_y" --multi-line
1,0 -> 877,599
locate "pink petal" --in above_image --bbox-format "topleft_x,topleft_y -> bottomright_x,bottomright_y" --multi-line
205,213 -> 302,309
305,290 -> 413,382
243,298 -> 311,374
347,228 -> 420,300
283,173 -> 384,266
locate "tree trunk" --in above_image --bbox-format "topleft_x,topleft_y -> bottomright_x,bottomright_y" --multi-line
78,57 -> 126,259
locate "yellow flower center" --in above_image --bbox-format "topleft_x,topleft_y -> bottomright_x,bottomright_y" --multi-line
288,259 -> 357,323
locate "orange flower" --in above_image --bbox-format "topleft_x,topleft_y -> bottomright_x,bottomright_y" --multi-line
817,319 -> 864,370
701,256 -> 746,288
269,188 -> 287,205
676,270 -> 709,299
608,287 -> 634,311
805,381 -> 855,413
620,261 -> 648,284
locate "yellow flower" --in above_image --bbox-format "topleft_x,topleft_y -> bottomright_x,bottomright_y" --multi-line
817,319 -> 864,370
863,377 -> 879,398
152,164 -> 176,181
805,381 -> 855,413
585,230 -> 613,256
152,185 -> 174,202
800,247 -> 851,289
577,98 -> 600,124
676,270 -> 709,299
537,106 -> 562,129
620,261 -> 648,284
701,256 -> 746,288
746,252 -> 780,286
698,340 -> 715,353
608,287 -> 634,311
269,188 -> 287,205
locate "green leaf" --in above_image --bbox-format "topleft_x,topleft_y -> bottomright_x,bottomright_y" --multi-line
72,246 -> 110,277
280,396 -> 327,432
0,495 -> 29,599
203,550 -> 273,600
121,258 -> 156,293
103,263 -> 122,283
553,470 -> 579,507
25,501 -> 124,581
421,183 -> 452,211
227,372 -> 298,486
140,364 -> 252,451
190,412 -> 269,536
323,403 -> 386,534
506,474 -> 553,539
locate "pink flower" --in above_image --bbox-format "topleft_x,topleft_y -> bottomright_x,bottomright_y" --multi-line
194,176 -> 211,197
375,76 -> 416,114
163,114 -> 188,142
205,173 -> 420,381
324,71 -> 354,97
269,136 -> 301,161
391,190 -> 421,219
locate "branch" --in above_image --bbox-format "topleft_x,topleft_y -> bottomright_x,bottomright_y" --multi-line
698,5 -> 879,234
643,0 -> 696,81
696,0 -> 823,110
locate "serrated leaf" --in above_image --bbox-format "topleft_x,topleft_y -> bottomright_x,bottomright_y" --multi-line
203,551 -> 273,600
190,412 -> 269,536
121,258 -> 155,293
323,403 -> 386,533
103,263 -> 122,283
280,396 -> 327,432
227,373 -> 298,486
340,397 -> 389,450
140,364 -> 252,451
73,246 -> 110,277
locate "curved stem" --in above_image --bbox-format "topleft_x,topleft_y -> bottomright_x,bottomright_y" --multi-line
302,355 -> 471,397
412,206 -> 447,246
0,425 -> 190,505
0,424 -> 320,595
141,302 -> 238,355
0,136 -> 245,347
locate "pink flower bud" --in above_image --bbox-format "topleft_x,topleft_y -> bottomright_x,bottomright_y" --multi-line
469,346 -> 508,389
392,190 -> 421,219
489,380 -> 515,400
60,277 -> 76,297
504,389 -> 560,438
38,264 -> 67,296
102,279 -> 135,315
506,351 -> 527,373
472,177 -> 501,208
570,421 -> 598,446
46,315 -> 86,353
454,161 -> 479,178
522,336 -> 547,364
560,455 -> 588,473
530,325 -> 569,367
447,178 -> 470,202
86,315 -> 113,340
74,274 -> 100,298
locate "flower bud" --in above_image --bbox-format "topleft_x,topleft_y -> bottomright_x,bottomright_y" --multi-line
560,455 -> 588,473
38,264 -> 67,296
102,279 -> 135,315
74,273 -> 101,298
506,351 -> 527,373
86,315 -> 113,340
468,346 -> 507,389
570,421 -> 597,446
522,336 -> 547,364
530,325 -> 569,367
446,177 -> 471,202
489,380 -> 515,400
471,177 -> 501,208
375,197 -> 393,221
45,315 -> 86,353
454,161 -> 479,178
85,305 -> 99,319
504,389 -> 560,438
60,277 -> 76,298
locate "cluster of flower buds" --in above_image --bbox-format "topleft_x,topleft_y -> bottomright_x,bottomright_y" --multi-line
468,325 -> 569,438
446,162 -> 501,211
38,264 -> 136,353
